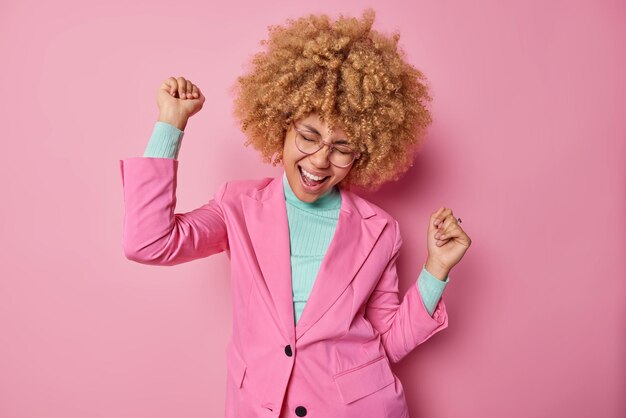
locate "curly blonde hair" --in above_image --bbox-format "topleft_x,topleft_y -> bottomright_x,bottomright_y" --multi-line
231,8 -> 433,190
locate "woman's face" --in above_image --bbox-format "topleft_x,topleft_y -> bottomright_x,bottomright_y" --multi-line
282,113 -> 354,203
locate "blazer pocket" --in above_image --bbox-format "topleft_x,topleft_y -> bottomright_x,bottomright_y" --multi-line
227,344 -> 247,389
333,355 -> 395,404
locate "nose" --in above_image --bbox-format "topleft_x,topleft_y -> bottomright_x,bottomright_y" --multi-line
308,144 -> 331,168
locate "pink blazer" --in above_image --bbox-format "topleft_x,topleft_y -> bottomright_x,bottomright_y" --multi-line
119,157 -> 449,418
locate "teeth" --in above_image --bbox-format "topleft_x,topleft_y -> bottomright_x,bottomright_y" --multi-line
301,167 -> 325,181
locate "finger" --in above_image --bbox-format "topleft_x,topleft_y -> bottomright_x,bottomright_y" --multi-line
435,236 -> 451,246
164,77 -> 178,96
440,208 -> 458,229
435,225 -> 460,240
437,219 -> 460,238
431,207 -> 447,227
192,84 -> 199,98
176,76 -> 187,98
185,79 -> 192,98
433,207 -> 452,228
439,211 -> 458,232
435,223 -> 452,239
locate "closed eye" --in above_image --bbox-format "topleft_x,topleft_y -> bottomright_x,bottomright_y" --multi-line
334,146 -> 354,155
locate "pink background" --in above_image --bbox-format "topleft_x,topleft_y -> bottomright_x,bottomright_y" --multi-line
1,0 -> 624,417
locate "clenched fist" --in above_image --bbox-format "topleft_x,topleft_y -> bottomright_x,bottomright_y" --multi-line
425,207 -> 472,281
156,76 -> 206,131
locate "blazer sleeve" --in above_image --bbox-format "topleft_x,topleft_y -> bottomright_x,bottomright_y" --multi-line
364,220 -> 449,364
119,157 -> 229,266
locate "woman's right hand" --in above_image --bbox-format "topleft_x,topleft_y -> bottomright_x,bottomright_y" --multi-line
156,76 -> 205,130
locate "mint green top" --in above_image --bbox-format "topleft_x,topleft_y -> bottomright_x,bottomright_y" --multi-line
282,172 -> 342,323
143,121 -> 449,323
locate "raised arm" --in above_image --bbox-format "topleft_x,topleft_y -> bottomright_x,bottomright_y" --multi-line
364,220 -> 449,364
119,76 -> 228,266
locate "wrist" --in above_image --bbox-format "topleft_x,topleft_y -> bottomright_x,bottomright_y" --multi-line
424,258 -> 450,281
158,111 -> 188,131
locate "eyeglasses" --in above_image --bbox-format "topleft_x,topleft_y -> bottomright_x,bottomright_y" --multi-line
291,121 -> 361,168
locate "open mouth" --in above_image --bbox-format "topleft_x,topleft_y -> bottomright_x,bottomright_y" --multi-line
298,166 -> 330,188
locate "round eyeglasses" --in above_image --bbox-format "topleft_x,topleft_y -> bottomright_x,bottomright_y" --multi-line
292,121 -> 361,168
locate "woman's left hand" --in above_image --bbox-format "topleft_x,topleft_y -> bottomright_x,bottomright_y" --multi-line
426,207 -> 472,277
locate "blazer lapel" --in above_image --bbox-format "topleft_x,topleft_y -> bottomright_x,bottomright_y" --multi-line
295,188 -> 387,340
241,173 -> 295,342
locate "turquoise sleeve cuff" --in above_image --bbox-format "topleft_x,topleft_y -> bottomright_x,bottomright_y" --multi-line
417,264 -> 449,316
143,121 -> 184,159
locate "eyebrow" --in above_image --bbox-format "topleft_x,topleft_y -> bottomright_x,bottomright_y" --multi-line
300,123 -> 350,145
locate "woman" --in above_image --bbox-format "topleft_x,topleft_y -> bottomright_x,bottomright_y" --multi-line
120,9 -> 471,418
